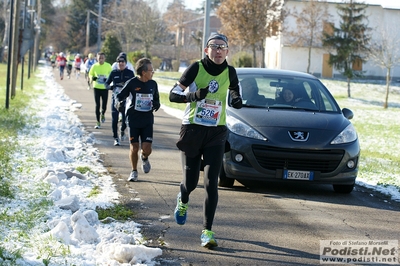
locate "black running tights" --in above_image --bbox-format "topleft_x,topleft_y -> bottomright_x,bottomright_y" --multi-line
94,88 -> 109,122
180,144 -> 225,231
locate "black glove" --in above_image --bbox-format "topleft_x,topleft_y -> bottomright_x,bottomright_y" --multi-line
186,86 -> 209,102
115,100 -> 125,113
152,101 -> 160,112
92,76 -> 97,81
231,97 -> 243,109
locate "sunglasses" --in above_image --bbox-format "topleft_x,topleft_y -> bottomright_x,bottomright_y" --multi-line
207,44 -> 228,51
118,60 -> 125,63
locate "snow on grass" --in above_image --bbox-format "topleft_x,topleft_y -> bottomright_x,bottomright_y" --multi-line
321,78 -> 400,199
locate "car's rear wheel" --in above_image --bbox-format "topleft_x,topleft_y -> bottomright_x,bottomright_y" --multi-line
218,167 -> 235,187
333,183 -> 354,193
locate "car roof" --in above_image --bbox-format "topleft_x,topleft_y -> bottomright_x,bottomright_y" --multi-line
235,68 -> 318,80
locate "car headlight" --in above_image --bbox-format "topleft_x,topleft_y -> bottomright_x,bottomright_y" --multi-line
331,124 -> 358,144
226,115 -> 266,140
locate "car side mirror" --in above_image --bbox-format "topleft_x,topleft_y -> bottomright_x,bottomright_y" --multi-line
342,108 -> 354,120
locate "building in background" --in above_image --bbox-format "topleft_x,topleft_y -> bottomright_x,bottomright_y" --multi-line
265,0 -> 400,80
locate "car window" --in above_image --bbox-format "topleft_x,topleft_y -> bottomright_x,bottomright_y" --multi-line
238,74 -> 340,112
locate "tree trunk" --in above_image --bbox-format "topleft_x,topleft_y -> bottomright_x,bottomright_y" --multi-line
252,44 -> 256,67
384,68 -> 390,109
347,77 -> 351,98
261,39 -> 265,68
307,45 -> 311,73
175,27 -> 182,72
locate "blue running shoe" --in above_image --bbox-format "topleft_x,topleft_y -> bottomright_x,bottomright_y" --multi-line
201,229 -> 218,248
174,193 -> 188,225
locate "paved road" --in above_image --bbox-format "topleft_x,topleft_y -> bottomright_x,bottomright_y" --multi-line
53,66 -> 400,266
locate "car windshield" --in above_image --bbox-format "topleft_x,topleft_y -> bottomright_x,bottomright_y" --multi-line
238,73 -> 340,112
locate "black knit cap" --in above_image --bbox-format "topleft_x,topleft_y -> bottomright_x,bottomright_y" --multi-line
206,33 -> 228,46
116,52 -> 127,62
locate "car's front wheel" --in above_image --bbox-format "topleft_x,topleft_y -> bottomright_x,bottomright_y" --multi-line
333,183 -> 354,193
218,166 -> 235,187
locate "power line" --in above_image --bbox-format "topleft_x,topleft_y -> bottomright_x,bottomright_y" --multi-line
87,9 -> 161,26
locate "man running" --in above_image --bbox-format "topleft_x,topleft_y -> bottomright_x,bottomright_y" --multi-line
85,53 -> 97,90
88,52 -> 112,129
116,58 -> 160,182
56,52 -> 67,80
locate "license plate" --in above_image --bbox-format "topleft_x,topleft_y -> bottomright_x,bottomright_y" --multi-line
283,170 -> 314,180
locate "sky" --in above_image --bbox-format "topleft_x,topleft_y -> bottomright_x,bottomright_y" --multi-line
180,0 -> 400,10
1,63 -> 399,265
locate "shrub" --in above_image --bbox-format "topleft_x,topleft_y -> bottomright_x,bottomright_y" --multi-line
231,51 -> 253,67
101,33 -> 123,65
151,56 -> 162,70
128,51 -> 146,66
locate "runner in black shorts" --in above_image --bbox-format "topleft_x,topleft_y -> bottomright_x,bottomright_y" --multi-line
169,33 -> 242,248
116,58 -> 160,182
128,124 -> 153,145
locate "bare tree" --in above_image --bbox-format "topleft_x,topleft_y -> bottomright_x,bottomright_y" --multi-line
102,0 -> 166,57
133,0 -> 166,58
368,24 -> 400,108
46,7 -> 70,52
162,0 -> 189,70
286,0 -> 330,73
103,0 -> 140,52
217,0 -> 283,67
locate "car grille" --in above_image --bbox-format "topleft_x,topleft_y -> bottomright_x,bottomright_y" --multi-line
252,145 -> 344,173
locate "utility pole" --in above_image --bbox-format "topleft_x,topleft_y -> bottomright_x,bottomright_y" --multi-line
33,0 -> 41,71
97,0 -> 102,52
27,7 -> 35,79
86,10 -> 90,52
10,0 -> 21,99
202,0 -> 211,53
5,0 -> 14,108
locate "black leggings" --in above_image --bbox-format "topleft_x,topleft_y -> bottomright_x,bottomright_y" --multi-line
94,88 -> 109,122
111,96 -> 126,138
179,144 -> 225,231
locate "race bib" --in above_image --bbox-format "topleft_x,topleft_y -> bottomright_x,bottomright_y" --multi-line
98,75 -> 107,84
134,93 -> 153,112
193,99 -> 222,126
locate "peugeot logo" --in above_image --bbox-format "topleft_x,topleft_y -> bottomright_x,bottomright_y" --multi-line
288,131 -> 309,142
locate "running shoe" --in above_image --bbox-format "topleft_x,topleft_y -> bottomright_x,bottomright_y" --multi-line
127,170 -> 138,182
141,155 -> 151,173
94,122 -> 101,129
201,229 -> 218,248
114,138 -> 120,146
101,114 -> 105,123
174,193 -> 188,225
120,130 -> 126,141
